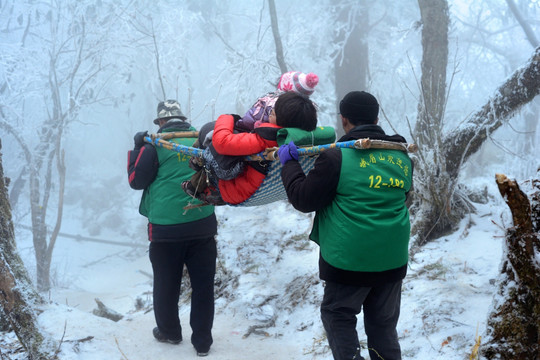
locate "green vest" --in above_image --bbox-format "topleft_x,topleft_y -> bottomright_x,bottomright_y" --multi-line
310,148 -> 412,272
139,130 -> 214,224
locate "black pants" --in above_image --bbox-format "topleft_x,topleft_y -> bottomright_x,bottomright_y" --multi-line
149,237 -> 217,353
321,280 -> 402,360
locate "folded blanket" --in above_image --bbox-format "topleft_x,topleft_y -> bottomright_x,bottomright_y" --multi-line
276,126 -> 336,146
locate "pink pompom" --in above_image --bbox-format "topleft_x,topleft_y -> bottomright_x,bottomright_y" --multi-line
305,73 -> 319,88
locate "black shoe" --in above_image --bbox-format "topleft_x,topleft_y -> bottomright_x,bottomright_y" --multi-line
197,350 -> 209,357
352,347 -> 365,360
199,186 -> 226,206
182,181 -> 197,197
189,157 -> 204,171
153,327 -> 182,345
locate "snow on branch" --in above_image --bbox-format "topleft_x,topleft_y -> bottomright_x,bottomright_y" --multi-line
443,46 -> 540,178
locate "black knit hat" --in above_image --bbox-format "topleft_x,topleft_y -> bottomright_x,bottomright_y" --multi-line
339,91 -> 379,124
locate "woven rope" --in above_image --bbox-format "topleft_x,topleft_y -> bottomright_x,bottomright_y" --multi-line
235,155 -> 318,207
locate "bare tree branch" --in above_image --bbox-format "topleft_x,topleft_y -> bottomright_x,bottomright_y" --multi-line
505,0 -> 539,48
150,18 -> 167,100
268,0 -> 287,74
210,22 -> 246,59
443,46 -> 540,178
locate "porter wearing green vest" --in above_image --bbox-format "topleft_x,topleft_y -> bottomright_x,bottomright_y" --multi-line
280,91 -> 413,360
128,100 -> 217,357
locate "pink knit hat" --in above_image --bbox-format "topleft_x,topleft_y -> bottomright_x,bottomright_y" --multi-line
277,71 -> 319,96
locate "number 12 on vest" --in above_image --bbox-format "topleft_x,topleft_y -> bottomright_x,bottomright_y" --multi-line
369,175 -> 405,189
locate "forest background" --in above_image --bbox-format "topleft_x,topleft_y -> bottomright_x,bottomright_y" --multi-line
0,0 -> 539,359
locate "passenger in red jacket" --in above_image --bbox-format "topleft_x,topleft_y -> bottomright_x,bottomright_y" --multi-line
183,92 -> 317,205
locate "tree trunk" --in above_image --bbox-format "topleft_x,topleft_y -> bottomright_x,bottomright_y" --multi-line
505,0 -> 539,175
410,0 -> 454,246
334,0 -> 369,139
8,166 -> 27,209
0,138 -> 53,360
519,98 -> 539,176
31,191 -> 50,291
415,0 -> 448,145
268,0 -> 287,75
483,173 -> 540,359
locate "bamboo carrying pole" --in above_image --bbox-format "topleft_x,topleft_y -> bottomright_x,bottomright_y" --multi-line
254,139 -> 418,161
153,131 -> 199,140
144,135 -> 418,161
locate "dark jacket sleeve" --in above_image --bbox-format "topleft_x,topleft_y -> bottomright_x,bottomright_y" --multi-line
127,144 -> 158,190
280,149 -> 341,213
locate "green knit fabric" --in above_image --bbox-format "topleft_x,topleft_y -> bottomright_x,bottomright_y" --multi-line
276,126 -> 336,146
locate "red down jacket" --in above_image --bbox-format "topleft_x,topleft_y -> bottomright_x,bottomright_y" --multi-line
212,114 -> 281,204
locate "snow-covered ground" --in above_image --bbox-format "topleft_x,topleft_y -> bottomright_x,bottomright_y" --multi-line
2,181 -> 508,359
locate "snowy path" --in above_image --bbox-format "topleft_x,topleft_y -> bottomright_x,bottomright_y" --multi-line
9,200 -> 507,360
43,241 -> 325,360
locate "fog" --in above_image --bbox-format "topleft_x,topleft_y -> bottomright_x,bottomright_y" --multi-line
2,0 -> 539,233
1,1 -> 539,358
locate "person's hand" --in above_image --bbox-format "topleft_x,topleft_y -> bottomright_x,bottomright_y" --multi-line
231,114 -> 243,133
277,141 -> 298,165
134,131 -> 148,150
230,114 -> 242,123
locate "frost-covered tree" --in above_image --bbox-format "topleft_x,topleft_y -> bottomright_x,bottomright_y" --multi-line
409,0 -> 455,244
0,0 -> 125,291
409,0 -> 540,245
0,139 -> 53,359
452,0 -> 540,178
119,3 -> 212,122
